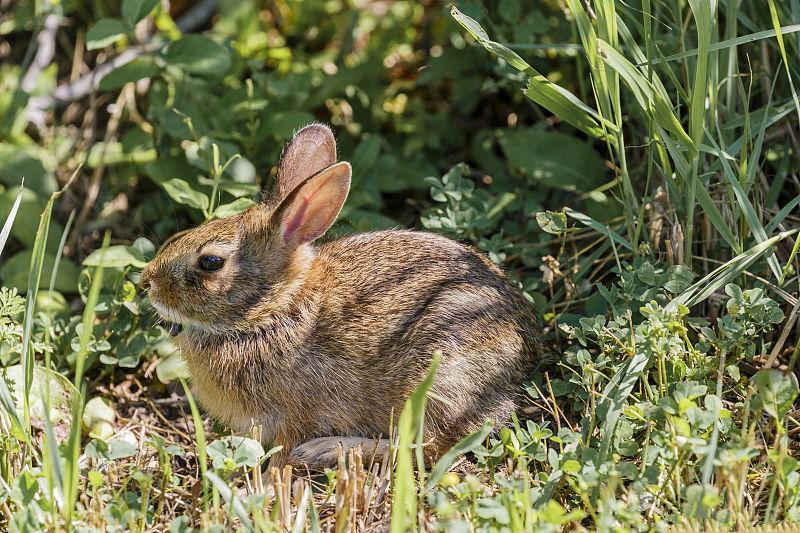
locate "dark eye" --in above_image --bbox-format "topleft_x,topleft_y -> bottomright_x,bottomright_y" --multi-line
198,255 -> 225,271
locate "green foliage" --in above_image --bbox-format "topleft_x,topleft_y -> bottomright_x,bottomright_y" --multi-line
1,0 -> 799,530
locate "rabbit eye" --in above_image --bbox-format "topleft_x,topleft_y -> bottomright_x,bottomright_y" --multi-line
198,255 -> 225,271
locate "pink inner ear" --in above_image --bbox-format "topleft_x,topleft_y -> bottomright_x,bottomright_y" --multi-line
281,172 -> 335,242
279,161 -> 351,245
282,198 -> 310,241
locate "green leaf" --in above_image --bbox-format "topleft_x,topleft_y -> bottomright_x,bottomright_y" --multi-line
2,364 -> 78,429
99,57 -> 159,91
83,245 -> 148,269
112,331 -> 149,368
664,265 -> 696,293
0,144 -> 57,195
214,198 -> 255,219
754,369 -> 799,421
107,431 -> 139,459
86,18 -> 128,50
122,0 -> 158,27
536,210 -> 568,235
82,397 -> 116,440
207,436 -> 265,470
163,35 -> 231,77
161,178 -> 209,211
561,459 -> 582,475
0,250 -> 80,293
500,129 -> 606,191
540,500 -> 587,525
155,351 -> 189,383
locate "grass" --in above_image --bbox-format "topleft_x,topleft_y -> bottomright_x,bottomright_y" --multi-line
1,0 -> 800,530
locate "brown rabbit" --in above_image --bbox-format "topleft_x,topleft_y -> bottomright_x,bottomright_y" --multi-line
140,124 -> 540,471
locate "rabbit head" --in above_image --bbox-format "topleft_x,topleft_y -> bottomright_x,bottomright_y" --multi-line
140,124 -> 351,334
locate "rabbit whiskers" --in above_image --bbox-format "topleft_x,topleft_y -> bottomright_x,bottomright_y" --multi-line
149,300 -> 225,336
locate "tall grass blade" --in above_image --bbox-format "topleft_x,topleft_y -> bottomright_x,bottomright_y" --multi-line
20,168 -> 78,435
21,193 -> 55,430
595,352 -> 649,468
0,179 -> 23,256
310,496 -> 321,533
564,208 -> 631,250
291,483 -> 312,533
566,0 -> 641,244
596,40 -> 695,153
0,373 -> 26,444
390,352 -> 440,533
687,0 -> 713,149
206,471 -> 254,531
765,195 -> 800,234
706,133 -> 783,280
63,230 -> 109,528
700,353 -> 726,514
694,182 -> 741,253
742,93 -> 773,195
683,0 -> 715,267
649,24 -> 800,65
659,125 -> 741,253
181,377 -> 209,508
670,230 -> 797,309
766,0 -> 800,125
451,6 -> 615,141
425,421 -> 492,492
782,233 -> 800,284
49,209 -> 76,293
41,389 -> 65,510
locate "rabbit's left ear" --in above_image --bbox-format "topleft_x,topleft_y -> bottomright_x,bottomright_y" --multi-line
276,161 -> 351,246
273,123 -> 337,201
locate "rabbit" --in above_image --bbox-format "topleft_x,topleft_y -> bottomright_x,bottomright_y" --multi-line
140,123 -> 541,472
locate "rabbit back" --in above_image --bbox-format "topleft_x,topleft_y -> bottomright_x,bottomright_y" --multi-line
305,229 -> 539,447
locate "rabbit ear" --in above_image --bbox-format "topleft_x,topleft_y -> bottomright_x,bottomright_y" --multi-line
274,123 -> 337,201
277,161 -> 351,245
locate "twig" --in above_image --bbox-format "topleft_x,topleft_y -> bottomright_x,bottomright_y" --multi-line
26,46 -> 151,126
20,13 -> 62,93
25,0 -> 217,125
763,297 -> 800,370
68,87 -> 128,249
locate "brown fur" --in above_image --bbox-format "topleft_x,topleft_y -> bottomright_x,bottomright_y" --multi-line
140,124 -> 541,471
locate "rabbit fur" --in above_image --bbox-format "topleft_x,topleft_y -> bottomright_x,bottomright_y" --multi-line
141,124 -> 540,471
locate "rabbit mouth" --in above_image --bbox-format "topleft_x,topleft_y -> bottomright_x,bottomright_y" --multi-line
150,300 -> 225,336
150,301 -> 188,336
